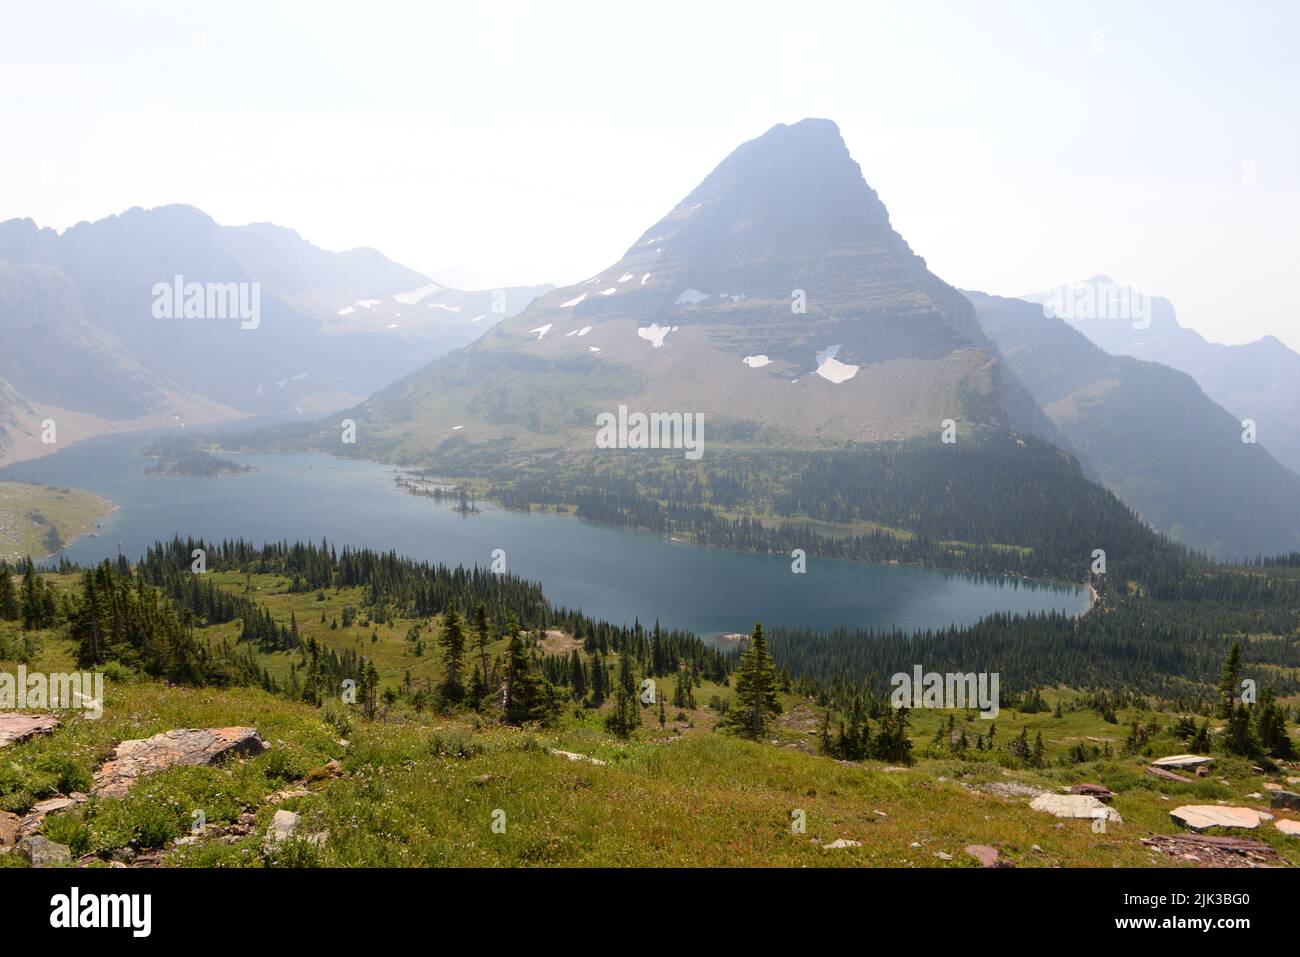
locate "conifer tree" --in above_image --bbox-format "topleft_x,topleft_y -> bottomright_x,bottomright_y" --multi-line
473,603 -> 493,692
502,615 -> 551,725
721,623 -> 782,740
0,561 -> 19,621
439,605 -> 467,705
1217,643 -> 1243,719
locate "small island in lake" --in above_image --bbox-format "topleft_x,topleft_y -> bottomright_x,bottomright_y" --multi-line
143,436 -> 256,477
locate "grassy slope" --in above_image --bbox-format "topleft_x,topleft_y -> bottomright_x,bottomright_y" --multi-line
0,481 -> 111,562
2,574 -> 1298,868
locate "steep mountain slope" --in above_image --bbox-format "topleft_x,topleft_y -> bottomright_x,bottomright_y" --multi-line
1025,277 -> 1300,477
0,207 -> 548,465
969,290 -> 1300,558
354,119 -> 1059,457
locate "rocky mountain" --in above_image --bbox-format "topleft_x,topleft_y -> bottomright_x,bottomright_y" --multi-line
0,207 -> 548,465
353,119 -> 1059,459
1024,277 -> 1300,478
969,290 -> 1300,559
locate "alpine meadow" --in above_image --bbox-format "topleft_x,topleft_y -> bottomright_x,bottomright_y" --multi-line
1,0 -> 1297,943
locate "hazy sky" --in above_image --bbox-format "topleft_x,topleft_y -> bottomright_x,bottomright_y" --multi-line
3,0 -> 1298,349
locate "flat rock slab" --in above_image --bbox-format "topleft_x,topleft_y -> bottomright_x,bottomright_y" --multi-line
823,838 -> 861,849
1152,754 -> 1214,769
548,748 -> 606,766
94,727 -> 269,798
1170,805 -> 1262,831
1276,819 -> 1300,838
964,844 -> 1011,867
1030,793 -> 1122,824
0,713 -> 60,748
1146,765 -> 1194,783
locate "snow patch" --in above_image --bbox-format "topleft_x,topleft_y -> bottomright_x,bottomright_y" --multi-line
394,283 -> 441,305
428,303 -> 462,313
641,273 -> 651,284
588,346 -> 601,353
742,355 -> 771,368
471,314 -> 486,323
337,306 -> 355,316
814,344 -> 859,384
530,324 -> 553,340
618,272 -> 634,283
560,293 -> 587,308
675,289 -> 709,306
637,323 -> 678,348
599,287 -> 616,296
577,325 -> 592,337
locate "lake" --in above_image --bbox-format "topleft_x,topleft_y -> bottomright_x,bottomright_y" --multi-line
0,431 -> 1089,637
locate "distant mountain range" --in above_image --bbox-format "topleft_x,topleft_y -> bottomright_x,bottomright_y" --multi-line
969,290 -> 1300,558
6,123 -> 1298,560
1023,277 -> 1300,478
0,206 -> 548,466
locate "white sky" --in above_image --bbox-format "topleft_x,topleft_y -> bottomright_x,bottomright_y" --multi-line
2,0 -> 1297,349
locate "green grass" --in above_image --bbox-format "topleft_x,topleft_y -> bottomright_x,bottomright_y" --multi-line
0,481 -> 111,562
2,572 -> 1297,868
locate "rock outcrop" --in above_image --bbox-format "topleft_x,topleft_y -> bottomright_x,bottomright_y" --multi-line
93,727 -> 269,798
0,713 -> 60,748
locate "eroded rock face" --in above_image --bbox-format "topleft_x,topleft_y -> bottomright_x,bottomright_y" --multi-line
0,713 -> 60,748
93,727 -> 269,798
1029,793 -> 1123,824
1170,805 -> 1262,831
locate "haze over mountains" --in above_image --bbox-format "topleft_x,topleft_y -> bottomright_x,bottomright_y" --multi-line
1026,277 -> 1300,478
970,291 -> 1300,559
345,118 -> 1300,559
0,206 -> 546,466
4,119 -> 1298,560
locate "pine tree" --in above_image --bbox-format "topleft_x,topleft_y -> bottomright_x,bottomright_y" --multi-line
502,615 -> 551,725
0,561 -> 19,621
569,648 -> 586,701
438,606 -> 466,706
589,651 -> 606,706
473,603 -> 493,695
605,651 -> 641,737
721,623 -> 782,740
1216,643 -> 1243,719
